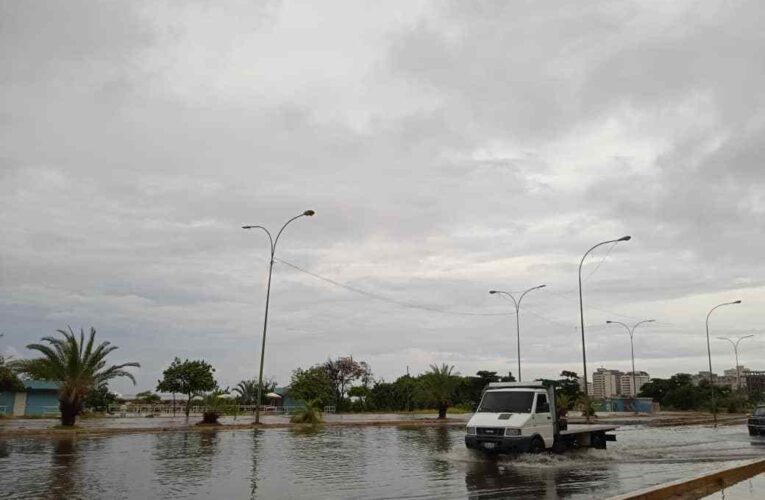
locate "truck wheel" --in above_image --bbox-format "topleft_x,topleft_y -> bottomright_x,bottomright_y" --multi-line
591,432 -> 607,450
529,437 -> 545,454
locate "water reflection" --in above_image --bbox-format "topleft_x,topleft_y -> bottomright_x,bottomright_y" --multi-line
0,424 -> 761,499
250,429 -> 262,498
48,438 -> 79,499
152,430 -> 220,494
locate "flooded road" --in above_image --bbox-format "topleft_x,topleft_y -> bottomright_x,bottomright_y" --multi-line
0,424 -> 762,499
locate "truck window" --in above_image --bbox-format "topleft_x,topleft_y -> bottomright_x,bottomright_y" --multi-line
535,394 -> 550,413
755,407 -> 765,416
477,391 -> 534,413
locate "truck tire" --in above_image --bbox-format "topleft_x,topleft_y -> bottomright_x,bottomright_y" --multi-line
591,432 -> 607,450
529,437 -> 545,454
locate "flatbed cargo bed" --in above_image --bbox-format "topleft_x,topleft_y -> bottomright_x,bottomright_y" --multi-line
560,424 -> 618,436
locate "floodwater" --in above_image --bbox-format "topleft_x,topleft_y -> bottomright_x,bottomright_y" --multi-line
0,424 -> 762,499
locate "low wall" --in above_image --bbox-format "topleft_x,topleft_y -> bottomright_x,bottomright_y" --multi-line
609,458 -> 765,500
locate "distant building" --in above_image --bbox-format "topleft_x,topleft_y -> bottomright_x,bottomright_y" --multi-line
577,377 -> 593,396
0,380 -> 60,417
620,371 -> 650,397
745,371 -> 765,396
692,367 -> 752,389
593,369 -> 624,399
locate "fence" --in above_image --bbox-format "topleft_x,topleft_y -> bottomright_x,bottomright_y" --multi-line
105,404 -> 337,417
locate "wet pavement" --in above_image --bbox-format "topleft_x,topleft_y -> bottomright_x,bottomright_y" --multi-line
0,423 -> 763,498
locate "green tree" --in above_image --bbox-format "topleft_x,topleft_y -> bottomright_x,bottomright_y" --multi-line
420,363 -> 459,419
13,327 -> 139,426
322,356 -> 371,409
200,389 -> 233,424
0,355 -> 24,392
135,390 -> 161,404
233,379 -> 258,405
288,366 -> 333,407
83,383 -> 118,412
156,358 -> 217,418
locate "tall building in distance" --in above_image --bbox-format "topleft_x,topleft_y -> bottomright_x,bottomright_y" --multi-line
592,368 -> 651,398
593,368 -> 623,398
620,371 -> 650,397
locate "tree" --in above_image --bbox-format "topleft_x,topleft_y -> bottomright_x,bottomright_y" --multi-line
322,356 -> 371,408
233,379 -> 258,405
156,358 -> 217,418
233,377 -> 277,405
420,363 -> 459,419
288,366 -> 333,407
135,391 -> 161,404
200,389 -> 233,424
13,327 -> 139,426
83,384 -> 118,412
0,355 -> 24,392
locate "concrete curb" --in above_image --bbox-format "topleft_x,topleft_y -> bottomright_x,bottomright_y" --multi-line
608,458 -> 765,500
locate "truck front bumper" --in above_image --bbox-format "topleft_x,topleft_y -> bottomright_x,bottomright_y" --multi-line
465,435 -> 534,453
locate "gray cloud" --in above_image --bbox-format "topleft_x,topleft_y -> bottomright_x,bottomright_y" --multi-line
1,0 -> 764,394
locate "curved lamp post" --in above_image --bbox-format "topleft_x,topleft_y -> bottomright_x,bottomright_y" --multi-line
578,235 -> 631,423
489,285 -> 546,382
716,334 -> 753,391
705,300 -> 741,427
606,319 -> 654,411
243,210 -> 315,424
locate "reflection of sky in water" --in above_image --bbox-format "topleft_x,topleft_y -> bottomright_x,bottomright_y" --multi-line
0,425 -> 762,499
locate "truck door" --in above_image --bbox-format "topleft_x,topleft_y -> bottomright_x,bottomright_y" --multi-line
533,392 -> 554,448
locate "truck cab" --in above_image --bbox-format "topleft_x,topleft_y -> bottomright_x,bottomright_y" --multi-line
464,383 -> 557,453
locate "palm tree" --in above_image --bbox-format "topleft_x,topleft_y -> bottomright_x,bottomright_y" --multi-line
420,363 -> 459,419
14,327 -> 139,427
233,379 -> 259,405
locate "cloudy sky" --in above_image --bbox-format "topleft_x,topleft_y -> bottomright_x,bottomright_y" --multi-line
2,0 -> 764,394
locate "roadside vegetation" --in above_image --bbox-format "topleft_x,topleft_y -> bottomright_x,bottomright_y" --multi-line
11,327 -> 140,427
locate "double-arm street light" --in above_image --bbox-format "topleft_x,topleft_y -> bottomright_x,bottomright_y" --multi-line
705,300 -> 741,427
489,285 -> 546,382
578,235 -> 631,423
606,319 -> 655,411
716,334 -> 754,391
243,210 -> 315,424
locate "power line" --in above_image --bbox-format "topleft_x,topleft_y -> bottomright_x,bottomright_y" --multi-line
275,258 -> 514,317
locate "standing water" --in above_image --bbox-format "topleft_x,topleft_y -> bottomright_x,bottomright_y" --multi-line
0,424 -> 763,498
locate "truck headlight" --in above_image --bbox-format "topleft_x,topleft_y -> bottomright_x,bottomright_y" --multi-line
505,428 -> 521,437
466,427 -> 476,435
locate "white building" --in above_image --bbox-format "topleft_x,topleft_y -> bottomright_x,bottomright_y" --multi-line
620,371 -> 650,397
593,368 -> 623,399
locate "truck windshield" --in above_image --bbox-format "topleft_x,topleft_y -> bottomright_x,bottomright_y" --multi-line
755,407 -> 765,416
477,391 -> 534,413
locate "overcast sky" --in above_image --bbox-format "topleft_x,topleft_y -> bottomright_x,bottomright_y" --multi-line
2,0 -> 764,394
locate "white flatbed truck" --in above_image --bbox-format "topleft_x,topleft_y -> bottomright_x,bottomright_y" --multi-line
464,382 -> 617,454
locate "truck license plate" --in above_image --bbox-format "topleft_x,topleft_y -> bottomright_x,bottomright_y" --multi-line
483,442 -> 496,449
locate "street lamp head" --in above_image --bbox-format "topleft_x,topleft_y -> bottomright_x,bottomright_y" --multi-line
489,290 -> 498,294
538,284 -> 547,289
618,235 -> 632,242
733,300 -> 742,304
242,225 -> 254,229
303,210 -> 316,216
606,320 -> 614,324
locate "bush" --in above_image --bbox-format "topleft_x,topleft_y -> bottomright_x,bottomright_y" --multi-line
290,400 -> 323,425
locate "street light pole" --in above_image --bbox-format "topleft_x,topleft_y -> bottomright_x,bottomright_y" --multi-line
578,235 -> 631,424
606,319 -> 655,412
489,285 -> 546,382
705,300 -> 741,428
243,210 -> 315,424
716,335 -> 754,391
